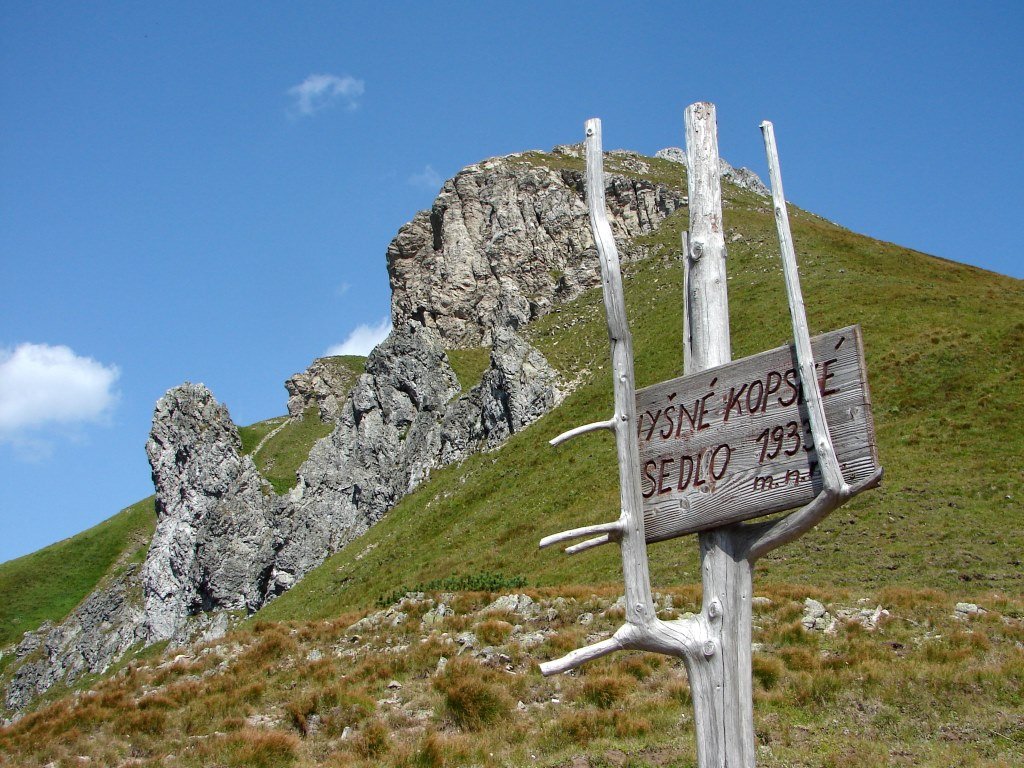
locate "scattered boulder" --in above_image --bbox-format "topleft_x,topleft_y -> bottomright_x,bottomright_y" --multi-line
484,593 -> 539,619
954,602 -> 986,620
801,598 -> 836,633
834,604 -> 890,631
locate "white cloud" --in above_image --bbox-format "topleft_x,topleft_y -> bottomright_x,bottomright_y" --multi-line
288,73 -> 365,116
326,318 -> 392,357
408,164 -> 442,190
0,343 -> 120,439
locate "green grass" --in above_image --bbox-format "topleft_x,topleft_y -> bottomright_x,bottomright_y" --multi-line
258,169 -> 1023,624
238,417 -> 288,456
249,407 -> 335,495
0,497 -> 156,648
514,150 -> 688,192
445,347 -> 491,392
308,354 -> 366,390
240,355 -> 365,493
2,150 -> 1023,765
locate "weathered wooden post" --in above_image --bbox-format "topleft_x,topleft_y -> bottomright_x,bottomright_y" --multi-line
539,104 -> 883,767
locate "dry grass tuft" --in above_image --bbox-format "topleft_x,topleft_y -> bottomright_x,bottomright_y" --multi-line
576,673 -> 635,709
475,618 -> 514,645
432,657 -> 512,731
352,717 -> 391,759
201,728 -> 300,768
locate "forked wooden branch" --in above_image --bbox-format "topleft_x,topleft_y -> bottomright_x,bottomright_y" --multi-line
539,118 -> 710,676
741,121 -> 882,562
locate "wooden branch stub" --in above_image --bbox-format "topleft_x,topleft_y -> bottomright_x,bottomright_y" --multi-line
549,418 -> 616,447
538,520 -> 623,550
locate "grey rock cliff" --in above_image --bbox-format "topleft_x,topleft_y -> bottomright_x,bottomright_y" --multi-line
142,383 -> 276,641
285,356 -> 364,422
271,321 -> 562,590
3,148 -> 666,712
387,153 -> 685,348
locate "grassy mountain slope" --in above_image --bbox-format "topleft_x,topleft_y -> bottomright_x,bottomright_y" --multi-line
2,151 -> 1022,766
258,163 -> 1023,623
4,585 -> 1021,766
239,354 -> 367,495
0,497 -> 156,649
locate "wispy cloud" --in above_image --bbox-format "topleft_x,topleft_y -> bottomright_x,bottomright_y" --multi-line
408,165 -> 442,191
335,282 -> 351,297
288,73 -> 365,117
0,343 -> 120,448
326,318 -> 392,357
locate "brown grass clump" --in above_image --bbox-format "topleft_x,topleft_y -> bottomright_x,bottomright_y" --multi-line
201,728 -> 300,768
616,653 -> 663,681
475,618 -> 514,645
432,657 -> 512,730
352,718 -> 391,759
408,730 -> 478,768
555,709 -> 651,746
752,653 -> 785,690
112,707 -> 168,736
235,629 -> 299,673
665,676 -> 692,706
576,673 -> 635,709
779,645 -> 819,672
287,683 -> 374,736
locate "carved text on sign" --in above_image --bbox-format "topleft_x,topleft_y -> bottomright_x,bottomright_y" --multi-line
635,325 -> 879,541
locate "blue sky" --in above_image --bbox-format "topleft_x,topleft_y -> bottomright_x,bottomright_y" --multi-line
1,2 -> 1021,562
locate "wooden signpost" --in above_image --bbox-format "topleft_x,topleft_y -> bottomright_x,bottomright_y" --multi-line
537,104 -> 883,768
638,325 -> 879,540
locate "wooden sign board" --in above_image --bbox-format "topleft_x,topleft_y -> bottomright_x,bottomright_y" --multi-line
636,325 -> 878,541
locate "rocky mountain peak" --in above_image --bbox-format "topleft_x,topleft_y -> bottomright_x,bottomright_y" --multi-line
387,150 -> 686,349
655,146 -> 770,197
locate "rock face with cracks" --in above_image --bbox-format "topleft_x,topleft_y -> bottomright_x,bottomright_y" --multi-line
143,383 -> 277,642
387,152 -> 686,348
285,356 -> 364,422
4,566 -> 147,711
140,322 -> 562,643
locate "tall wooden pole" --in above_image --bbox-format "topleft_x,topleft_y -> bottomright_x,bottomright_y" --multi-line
685,101 -> 757,767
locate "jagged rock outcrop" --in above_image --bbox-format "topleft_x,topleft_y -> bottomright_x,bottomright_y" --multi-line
655,146 -> 770,197
134,322 -> 562,645
270,322 -> 562,590
142,384 -> 277,641
387,153 -> 685,348
4,565 -> 146,711
285,356 -> 364,422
